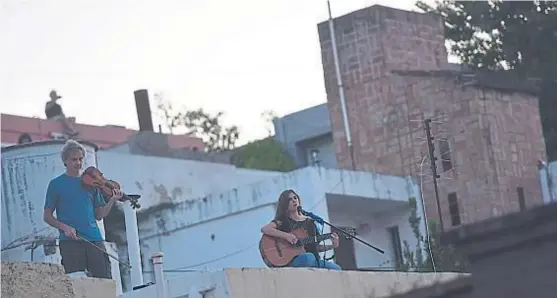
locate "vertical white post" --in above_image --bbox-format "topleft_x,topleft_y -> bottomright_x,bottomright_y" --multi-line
152,252 -> 168,298
327,0 -> 355,170
123,204 -> 144,288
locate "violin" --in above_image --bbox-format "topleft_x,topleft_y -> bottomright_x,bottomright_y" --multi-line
81,166 -> 141,210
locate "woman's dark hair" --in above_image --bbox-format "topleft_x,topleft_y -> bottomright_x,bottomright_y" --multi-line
273,189 -> 301,220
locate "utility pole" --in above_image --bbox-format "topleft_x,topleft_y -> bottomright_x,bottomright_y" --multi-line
424,119 -> 444,232
327,0 -> 356,170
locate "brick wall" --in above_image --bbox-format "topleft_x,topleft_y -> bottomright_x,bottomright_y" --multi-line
318,5 -> 546,229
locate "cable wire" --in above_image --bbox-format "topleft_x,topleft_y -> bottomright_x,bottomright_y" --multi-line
419,154 -> 437,273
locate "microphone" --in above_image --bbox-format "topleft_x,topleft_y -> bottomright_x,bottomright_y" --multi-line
297,206 -> 324,224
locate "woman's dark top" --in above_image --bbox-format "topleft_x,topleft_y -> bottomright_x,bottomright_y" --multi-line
272,216 -> 320,255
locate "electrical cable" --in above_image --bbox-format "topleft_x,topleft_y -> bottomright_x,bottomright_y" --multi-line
419,154 -> 437,273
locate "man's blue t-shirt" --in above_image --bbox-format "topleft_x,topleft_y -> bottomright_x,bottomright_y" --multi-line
44,174 -> 106,242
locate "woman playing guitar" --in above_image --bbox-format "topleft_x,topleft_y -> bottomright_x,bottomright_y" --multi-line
260,189 -> 342,270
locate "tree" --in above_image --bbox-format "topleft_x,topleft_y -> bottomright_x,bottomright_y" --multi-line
416,0 -> 557,160
261,110 -> 278,136
231,111 -> 296,172
400,197 -> 468,272
231,137 -> 296,172
156,95 -> 240,153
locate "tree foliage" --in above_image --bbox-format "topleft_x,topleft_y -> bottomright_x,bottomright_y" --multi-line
231,137 -> 296,172
156,95 -> 296,171
156,95 -> 239,153
416,0 -> 557,160
400,197 -> 468,272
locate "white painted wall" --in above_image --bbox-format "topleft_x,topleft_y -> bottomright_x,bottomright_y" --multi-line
1,141 -> 425,296
329,208 -> 414,270
109,165 -> 424,292
96,151 -> 281,211
0,141 -> 123,291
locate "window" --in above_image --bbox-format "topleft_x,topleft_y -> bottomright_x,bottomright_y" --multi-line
448,192 -> 461,226
439,138 -> 453,171
517,187 -> 526,211
387,226 -> 403,269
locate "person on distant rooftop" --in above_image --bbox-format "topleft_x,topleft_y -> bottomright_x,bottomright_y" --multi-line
45,90 -> 78,138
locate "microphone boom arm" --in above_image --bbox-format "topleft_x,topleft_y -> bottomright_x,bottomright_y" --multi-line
298,206 -> 384,254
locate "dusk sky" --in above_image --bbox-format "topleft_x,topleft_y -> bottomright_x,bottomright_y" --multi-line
0,0 -> 434,144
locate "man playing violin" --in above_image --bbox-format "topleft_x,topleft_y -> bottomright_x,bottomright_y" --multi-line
43,140 -> 123,279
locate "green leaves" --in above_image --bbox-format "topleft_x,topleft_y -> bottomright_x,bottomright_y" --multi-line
231,138 -> 296,172
417,1 -> 557,160
156,95 -> 240,153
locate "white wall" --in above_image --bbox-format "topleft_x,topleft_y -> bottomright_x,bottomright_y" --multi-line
96,151 -> 281,211
540,161 -> 557,204
329,208 -> 415,270
0,142 -> 123,290
109,165 -> 423,292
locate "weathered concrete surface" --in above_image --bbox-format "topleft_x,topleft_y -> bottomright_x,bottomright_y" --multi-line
225,268 -> 469,298
2,261 -> 75,298
1,261 -> 117,298
72,277 -> 117,298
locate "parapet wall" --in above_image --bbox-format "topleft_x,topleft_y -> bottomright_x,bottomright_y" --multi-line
123,267 -> 470,298
225,268 -> 469,297
1,261 -> 117,298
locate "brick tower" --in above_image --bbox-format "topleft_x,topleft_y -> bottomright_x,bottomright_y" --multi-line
318,5 -> 546,229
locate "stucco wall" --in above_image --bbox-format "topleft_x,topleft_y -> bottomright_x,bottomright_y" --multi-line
120,268 -> 469,298
114,166 -> 424,291
226,268 -> 468,297
96,150 -> 281,211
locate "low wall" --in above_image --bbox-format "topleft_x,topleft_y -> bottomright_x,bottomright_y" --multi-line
121,268 -> 469,298
225,268 -> 468,297
1,261 -> 117,298
391,201 -> 557,298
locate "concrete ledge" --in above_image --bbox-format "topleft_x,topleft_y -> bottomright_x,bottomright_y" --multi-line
1,261 -> 117,298
72,277 -> 117,298
225,268 -> 470,298
386,275 -> 473,298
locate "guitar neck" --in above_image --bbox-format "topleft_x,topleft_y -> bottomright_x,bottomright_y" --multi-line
299,233 -> 333,245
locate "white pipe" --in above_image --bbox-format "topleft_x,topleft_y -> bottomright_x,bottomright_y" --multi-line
327,0 -> 353,150
123,204 -> 144,288
152,252 -> 168,298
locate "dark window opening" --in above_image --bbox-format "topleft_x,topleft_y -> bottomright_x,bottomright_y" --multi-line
448,192 -> 461,226
439,138 -> 453,171
388,226 -> 403,269
517,187 -> 526,211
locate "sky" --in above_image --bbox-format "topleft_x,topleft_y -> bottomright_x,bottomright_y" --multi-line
0,0 -> 431,144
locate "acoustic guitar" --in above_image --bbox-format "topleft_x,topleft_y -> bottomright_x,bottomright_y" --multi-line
259,227 -> 356,267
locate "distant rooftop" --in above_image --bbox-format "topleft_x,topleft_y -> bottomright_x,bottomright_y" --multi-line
0,113 -> 205,150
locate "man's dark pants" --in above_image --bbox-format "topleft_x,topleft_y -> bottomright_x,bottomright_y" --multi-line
59,240 -> 112,279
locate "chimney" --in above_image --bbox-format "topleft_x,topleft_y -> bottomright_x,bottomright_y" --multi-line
134,89 -> 154,132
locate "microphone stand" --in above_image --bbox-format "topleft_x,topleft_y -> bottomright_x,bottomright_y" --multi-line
299,207 -> 384,255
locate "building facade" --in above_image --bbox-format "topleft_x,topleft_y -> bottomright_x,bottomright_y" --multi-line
1,140 -> 427,294
315,5 -> 546,230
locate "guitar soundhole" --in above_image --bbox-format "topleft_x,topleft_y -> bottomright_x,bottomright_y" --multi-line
294,240 -> 303,248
